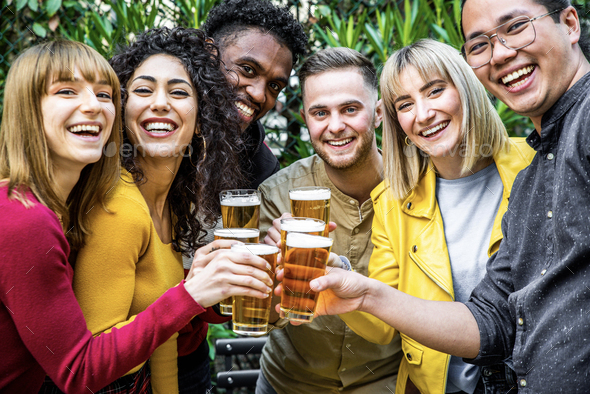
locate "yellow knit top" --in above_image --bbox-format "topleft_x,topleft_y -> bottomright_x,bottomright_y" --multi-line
73,172 -> 183,394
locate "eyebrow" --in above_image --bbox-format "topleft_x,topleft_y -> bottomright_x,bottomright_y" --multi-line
393,79 -> 447,105
466,9 -> 530,41
131,75 -> 192,88
307,99 -> 363,113
240,55 -> 289,86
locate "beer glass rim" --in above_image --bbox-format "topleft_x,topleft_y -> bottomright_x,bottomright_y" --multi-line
288,186 -> 330,193
214,228 -> 260,237
280,217 -> 326,230
231,243 -> 279,256
285,232 -> 333,248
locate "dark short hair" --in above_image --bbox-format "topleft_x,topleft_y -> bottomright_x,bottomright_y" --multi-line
461,0 -> 589,59
202,0 -> 307,66
109,27 -> 245,255
299,47 -> 378,100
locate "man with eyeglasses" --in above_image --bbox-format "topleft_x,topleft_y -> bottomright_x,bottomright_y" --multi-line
297,1 -> 590,393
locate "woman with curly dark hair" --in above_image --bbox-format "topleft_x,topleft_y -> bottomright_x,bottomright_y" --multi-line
40,27 -> 258,394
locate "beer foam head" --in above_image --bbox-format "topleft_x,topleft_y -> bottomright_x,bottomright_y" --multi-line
214,228 -> 260,239
281,218 -> 325,232
231,243 -> 279,256
220,195 -> 261,206
286,233 -> 333,248
289,187 -> 331,201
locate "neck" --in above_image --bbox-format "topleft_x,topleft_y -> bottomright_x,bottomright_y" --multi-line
53,164 -> 83,203
136,155 -> 182,219
432,155 -> 493,180
531,56 -> 590,133
323,148 -> 383,204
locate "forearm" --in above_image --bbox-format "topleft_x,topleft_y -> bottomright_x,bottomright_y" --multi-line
362,279 -> 480,358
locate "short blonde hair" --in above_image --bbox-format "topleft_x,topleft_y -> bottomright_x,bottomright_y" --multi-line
0,40 -> 122,251
380,39 -> 508,200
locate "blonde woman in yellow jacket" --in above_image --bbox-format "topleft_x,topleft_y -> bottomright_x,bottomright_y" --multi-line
333,40 -> 537,394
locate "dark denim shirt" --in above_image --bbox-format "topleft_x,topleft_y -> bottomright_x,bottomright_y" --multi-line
465,72 -> 590,392
241,120 -> 281,189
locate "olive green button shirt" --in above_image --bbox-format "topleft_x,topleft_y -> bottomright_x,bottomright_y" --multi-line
258,155 -> 402,393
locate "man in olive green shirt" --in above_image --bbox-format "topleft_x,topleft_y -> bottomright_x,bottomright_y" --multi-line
256,48 -> 402,393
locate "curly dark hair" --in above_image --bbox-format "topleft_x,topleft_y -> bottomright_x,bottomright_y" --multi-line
202,0 -> 307,65
109,27 -> 245,256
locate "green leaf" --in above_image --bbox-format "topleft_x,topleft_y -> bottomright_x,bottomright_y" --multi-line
45,0 -> 62,16
32,22 -> 46,37
16,0 -> 28,11
28,0 -> 38,12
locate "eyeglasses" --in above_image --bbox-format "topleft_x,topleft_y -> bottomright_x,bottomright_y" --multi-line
461,8 -> 565,69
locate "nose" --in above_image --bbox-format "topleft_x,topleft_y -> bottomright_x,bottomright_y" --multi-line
150,88 -> 170,112
81,88 -> 101,114
327,112 -> 345,134
415,100 -> 435,125
245,79 -> 266,106
489,36 -> 517,66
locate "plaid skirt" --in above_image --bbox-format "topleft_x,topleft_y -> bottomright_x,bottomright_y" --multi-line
38,361 -> 152,394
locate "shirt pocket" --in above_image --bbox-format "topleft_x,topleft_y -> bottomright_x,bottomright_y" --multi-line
401,333 -> 424,366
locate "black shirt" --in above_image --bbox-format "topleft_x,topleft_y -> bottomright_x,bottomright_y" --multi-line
465,72 -> 590,392
242,120 -> 281,189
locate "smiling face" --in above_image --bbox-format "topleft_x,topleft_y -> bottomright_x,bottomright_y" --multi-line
220,28 -> 293,131
394,66 -> 463,165
124,54 -> 198,161
301,69 -> 381,171
41,68 -> 115,172
462,0 -> 581,125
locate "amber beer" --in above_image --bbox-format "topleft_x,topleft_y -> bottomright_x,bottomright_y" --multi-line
231,243 -> 278,335
279,217 -> 325,260
289,187 -> 331,234
280,233 -> 333,323
220,189 -> 261,229
214,228 -> 261,315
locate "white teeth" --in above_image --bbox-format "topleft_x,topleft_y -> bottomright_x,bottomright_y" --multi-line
421,121 -> 449,137
236,101 -> 254,117
68,125 -> 100,134
502,66 -> 534,85
327,138 -> 353,146
144,122 -> 175,132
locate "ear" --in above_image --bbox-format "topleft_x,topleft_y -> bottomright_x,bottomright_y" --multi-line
374,99 -> 384,128
562,6 -> 581,46
300,108 -> 306,124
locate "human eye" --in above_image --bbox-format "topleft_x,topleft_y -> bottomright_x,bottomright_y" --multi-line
345,107 -> 357,114
314,110 -> 327,118
505,18 -> 529,34
242,65 -> 254,76
269,82 -> 281,92
96,91 -> 112,100
467,38 -> 489,55
429,87 -> 445,97
56,88 -> 76,95
132,87 -> 152,94
397,102 -> 412,112
171,89 -> 189,97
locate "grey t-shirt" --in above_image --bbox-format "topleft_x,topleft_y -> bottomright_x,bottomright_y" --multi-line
435,163 -> 503,394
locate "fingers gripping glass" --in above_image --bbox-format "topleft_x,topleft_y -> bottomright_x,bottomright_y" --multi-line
461,8 -> 564,69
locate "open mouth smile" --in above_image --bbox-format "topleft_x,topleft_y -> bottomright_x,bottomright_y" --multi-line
67,124 -> 102,138
421,121 -> 449,138
501,65 -> 535,89
141,120 -> 178,135
327,137 -> 353,147
236,101 -> 255,119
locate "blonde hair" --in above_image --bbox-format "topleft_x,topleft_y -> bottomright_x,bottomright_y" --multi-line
0,40 -> 122,251
381,39 -> 508,200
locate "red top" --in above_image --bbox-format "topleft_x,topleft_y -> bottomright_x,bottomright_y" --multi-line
0,187 -> 206,393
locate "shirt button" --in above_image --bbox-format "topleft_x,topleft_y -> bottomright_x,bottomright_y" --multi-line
547,153 -> 554,160
412,245 -> 418,253
346,343 -> 352,348
349,200 -> 355,205
520,379 -> 527,387
547,210 -> 553,218
338,388 -> 344,392
482,368 -> 492,377
541,269 -> 547,276
407,202 -> 412,209
518,318 -> 524,326
341,368 -> 347,372
353,228 -> 359,234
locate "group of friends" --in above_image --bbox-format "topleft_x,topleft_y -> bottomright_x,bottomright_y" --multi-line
1,0 -> 589,393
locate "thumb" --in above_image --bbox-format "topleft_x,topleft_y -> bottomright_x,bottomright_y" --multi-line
311,272 -> 339,292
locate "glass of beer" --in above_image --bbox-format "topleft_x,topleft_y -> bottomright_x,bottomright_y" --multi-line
280,233 -> 333,323
289,186 -> 331,234
220,189 -> 261,229
230,243 -> 278,335
279,217 -> 325,261
214,228 -> 261,316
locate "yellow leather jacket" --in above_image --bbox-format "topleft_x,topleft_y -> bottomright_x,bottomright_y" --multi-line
341,138 -> 536,394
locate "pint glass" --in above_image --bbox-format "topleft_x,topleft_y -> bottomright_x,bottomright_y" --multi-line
230,243 -> 278,335
279,217 -> 325,260
214,228 -> 261,315
289,186 -> 330,234
280,233 -> 333,323
220,189 -> 261,229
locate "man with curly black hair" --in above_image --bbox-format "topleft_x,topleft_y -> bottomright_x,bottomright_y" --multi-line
202,0 -> 307,189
